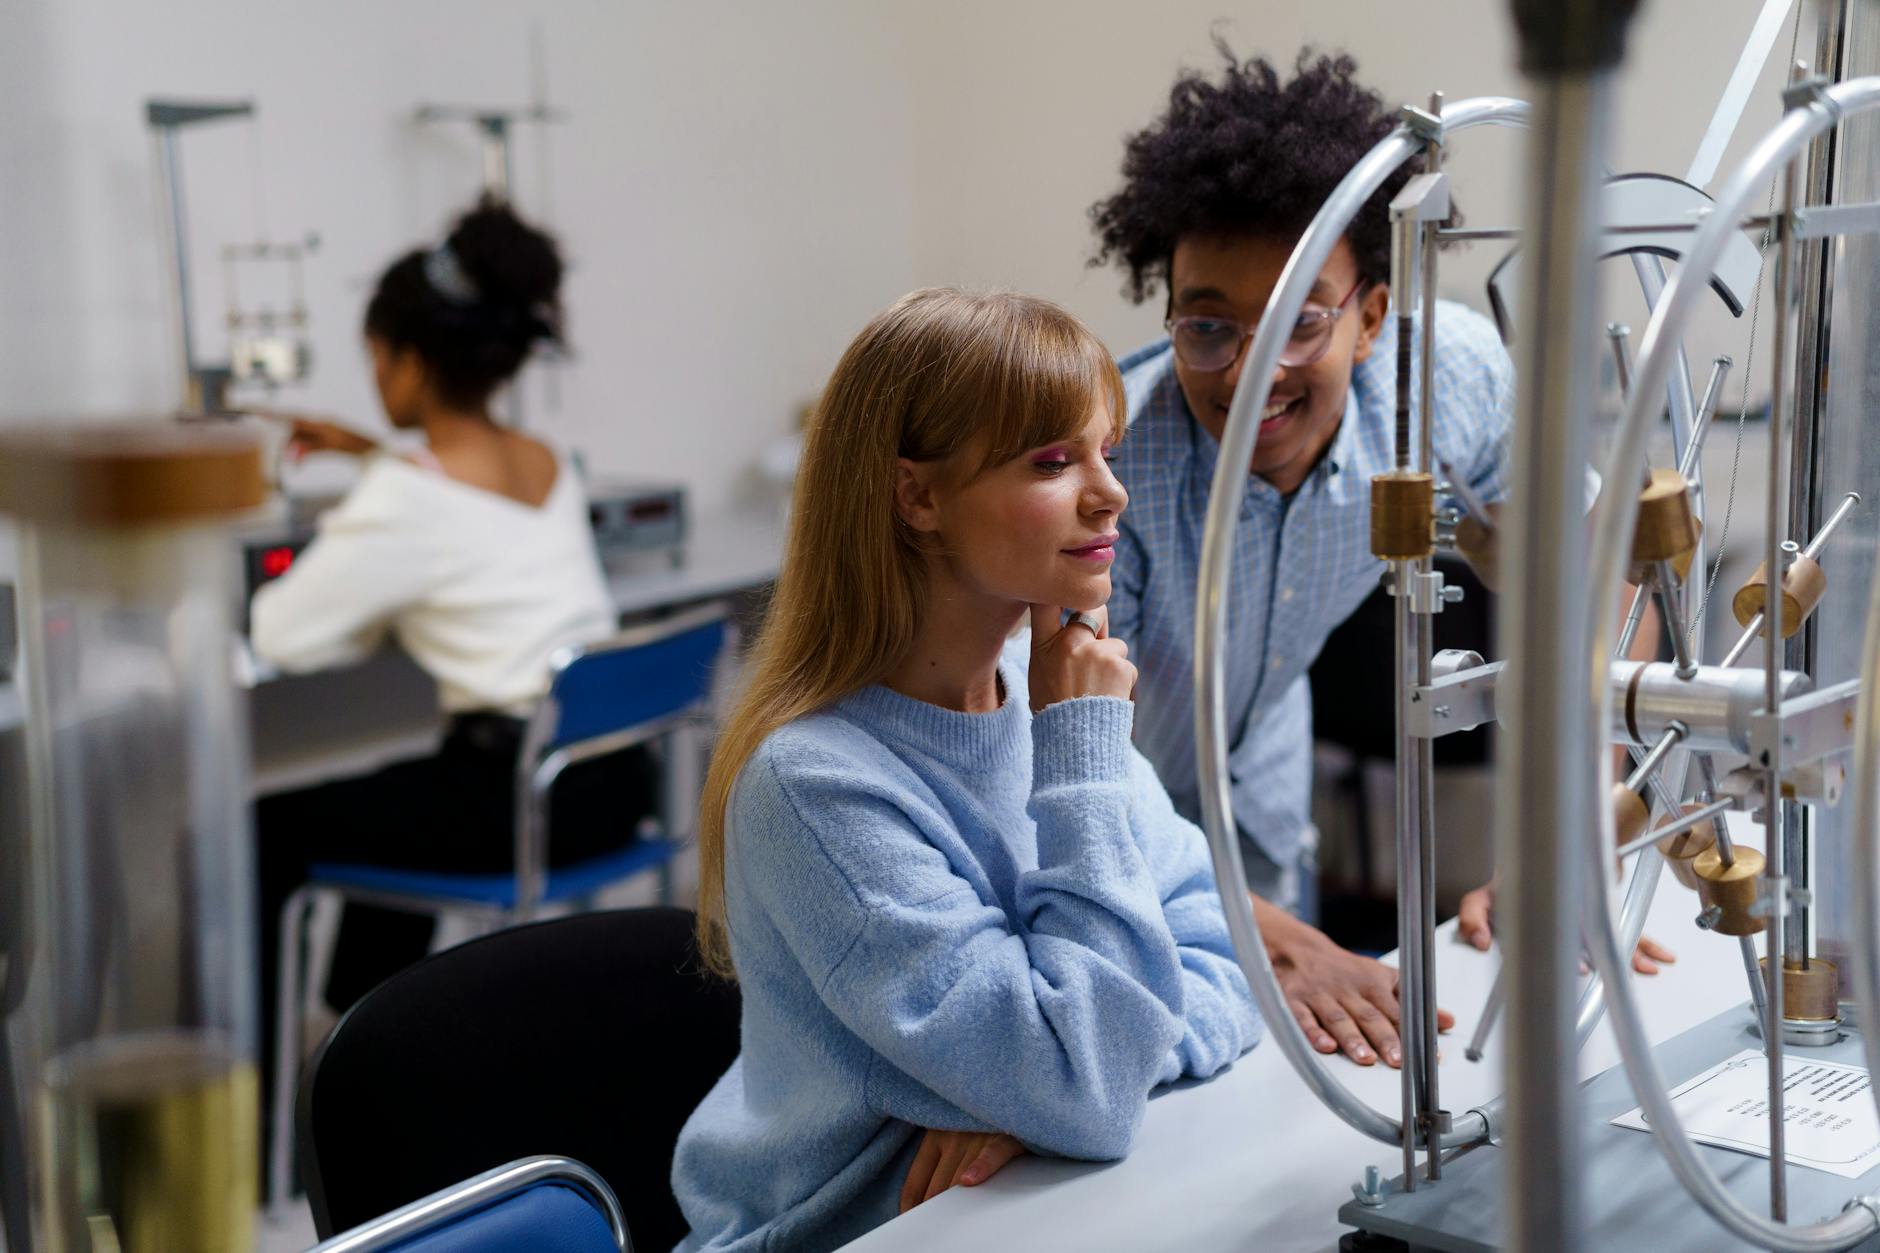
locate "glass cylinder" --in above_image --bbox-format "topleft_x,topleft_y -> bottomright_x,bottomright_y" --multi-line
1,425 -> 264,1253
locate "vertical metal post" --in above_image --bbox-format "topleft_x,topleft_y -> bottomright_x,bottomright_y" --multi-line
1387,148 -> 1429,1192
480,115 -> 514,200
1392,562 -> 1422,1191
1415,93 -> 1445,1181
1784,1 -> 1846,975
154,125 -> 198,394
1499,4 -> 1635,1248
1763,107 -> 1804,1221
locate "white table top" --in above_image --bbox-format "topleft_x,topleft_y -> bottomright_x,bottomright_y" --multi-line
845,828 -> 1758,1252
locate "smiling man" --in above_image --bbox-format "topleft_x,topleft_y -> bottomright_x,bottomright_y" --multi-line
1088,47 -> 1514,1067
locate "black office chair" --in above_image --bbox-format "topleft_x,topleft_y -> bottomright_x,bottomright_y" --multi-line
297,906 -> 742,1249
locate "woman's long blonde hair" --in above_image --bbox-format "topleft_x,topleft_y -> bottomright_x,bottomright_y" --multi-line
696,288 -> 1126,976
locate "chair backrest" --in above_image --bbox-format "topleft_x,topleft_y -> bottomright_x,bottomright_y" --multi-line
310,1156 -> 628,1253
299,907 -> 742,1248
539,603 -> 730,753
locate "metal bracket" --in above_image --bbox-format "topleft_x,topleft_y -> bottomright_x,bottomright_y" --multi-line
1748,678 -> 1861,767
1390,172 -> 1452,225
1400,104 -> 1444,144
1408,660 -> 1504,738
1780,73 -> 1838,120
1794,201 -> 1880,241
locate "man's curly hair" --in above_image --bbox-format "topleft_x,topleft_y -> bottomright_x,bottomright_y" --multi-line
1090,44 -> 1427,304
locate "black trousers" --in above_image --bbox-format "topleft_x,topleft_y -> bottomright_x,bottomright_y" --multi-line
254,712 -> 659,1184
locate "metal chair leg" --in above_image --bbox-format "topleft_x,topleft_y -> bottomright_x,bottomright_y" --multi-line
269,885 -> 314,1215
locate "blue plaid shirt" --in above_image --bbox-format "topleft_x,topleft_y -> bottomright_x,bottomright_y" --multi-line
1107,299 -> 1514,876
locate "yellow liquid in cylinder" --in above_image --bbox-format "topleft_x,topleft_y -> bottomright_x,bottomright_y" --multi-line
41,1031 -> 257,1253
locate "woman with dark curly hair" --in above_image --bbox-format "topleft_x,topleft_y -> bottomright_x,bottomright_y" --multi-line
1088,45 -> 1520,1069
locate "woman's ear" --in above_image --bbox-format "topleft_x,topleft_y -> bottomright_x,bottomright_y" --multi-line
894,458 -> 943,534
1351,281 -> 1392,364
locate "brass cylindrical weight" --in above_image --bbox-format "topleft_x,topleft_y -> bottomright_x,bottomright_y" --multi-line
1692,845 -> 1766,937
1631,467 -> 1699,565
1731,554 -> 1827,637
1370,470 -> 1434,560
1654,803 -> 1719,892
1759,958 -> 1839,1022
1455,511 -> 1499,592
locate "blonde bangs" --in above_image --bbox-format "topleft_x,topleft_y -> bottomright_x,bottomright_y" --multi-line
953,302 -> 1128,478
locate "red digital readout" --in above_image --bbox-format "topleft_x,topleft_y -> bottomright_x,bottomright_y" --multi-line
260,546 -> 297,578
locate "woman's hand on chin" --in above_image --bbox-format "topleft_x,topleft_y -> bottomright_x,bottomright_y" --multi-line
899,1128 -> 1028,1214
1027,603 -> 1136,713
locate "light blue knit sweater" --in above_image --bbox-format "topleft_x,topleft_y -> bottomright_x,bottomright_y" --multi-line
671,640 -> 1261,1252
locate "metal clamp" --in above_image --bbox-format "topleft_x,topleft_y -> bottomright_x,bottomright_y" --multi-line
1405,569 -> 1461,614
1781,73 -> 1839,121
1399,103 -> 1444,143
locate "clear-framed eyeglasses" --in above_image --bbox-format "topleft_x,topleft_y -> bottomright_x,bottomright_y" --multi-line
1164,278 -> 1365,374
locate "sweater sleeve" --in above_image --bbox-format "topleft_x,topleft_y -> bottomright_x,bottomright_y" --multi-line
1125,749 -> 1262,1084
734,699 -> 1189,1162
250,459 -> 441,672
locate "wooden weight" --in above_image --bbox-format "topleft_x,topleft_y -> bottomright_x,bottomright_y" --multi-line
1630,467 -> 1699,566
1692,844 -> 1766,937
1731,554 -> 1827,638
1371,470 -> 1434,561
1759,957 -> 1839,1022
1654,803 -> 1719,892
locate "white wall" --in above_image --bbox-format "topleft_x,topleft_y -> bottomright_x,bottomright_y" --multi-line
0,0 -> 916,512
902,0 -> 1815,423
0,0 -> 1824,515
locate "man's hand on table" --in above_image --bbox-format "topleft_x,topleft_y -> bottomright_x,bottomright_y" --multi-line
900,1129 -> 1027,1213
1456,879 -> 1677,974
1254,894 -> 1452,1068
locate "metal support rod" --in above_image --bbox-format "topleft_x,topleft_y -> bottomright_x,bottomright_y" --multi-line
1625,725 -> 1686,792
1465,971 -> 1504,1062
1615,795 -> 1736,858
1497,55 -> 1608,1251
1762,115 -> 1804,1222
1416,602 -> 1442,1179
1680,355 -> 1735,479
1415,96 -> 1444,1180
1802,490 -> 1861,559
1617,582 -> 1651,657
1607,323 -> 1634,396
1654,562 -> 1700,679
1392,560 -> 1423,1189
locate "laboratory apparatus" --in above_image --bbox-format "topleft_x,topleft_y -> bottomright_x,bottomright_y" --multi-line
1191,0 -> 1880,1248
148,99 -> 317,415
1,424 -> 266,1252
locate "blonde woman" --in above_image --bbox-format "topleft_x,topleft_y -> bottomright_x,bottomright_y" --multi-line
672,289 -> 1260,1251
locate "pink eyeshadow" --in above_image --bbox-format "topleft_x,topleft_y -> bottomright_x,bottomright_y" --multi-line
1031,447 -> 1069,462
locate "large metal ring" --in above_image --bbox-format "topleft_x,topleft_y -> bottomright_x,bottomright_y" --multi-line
1063,611 -> 1104,637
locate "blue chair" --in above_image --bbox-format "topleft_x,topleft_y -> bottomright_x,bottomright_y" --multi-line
306,1155 -> 631,1252
270,603 -> 730,1212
